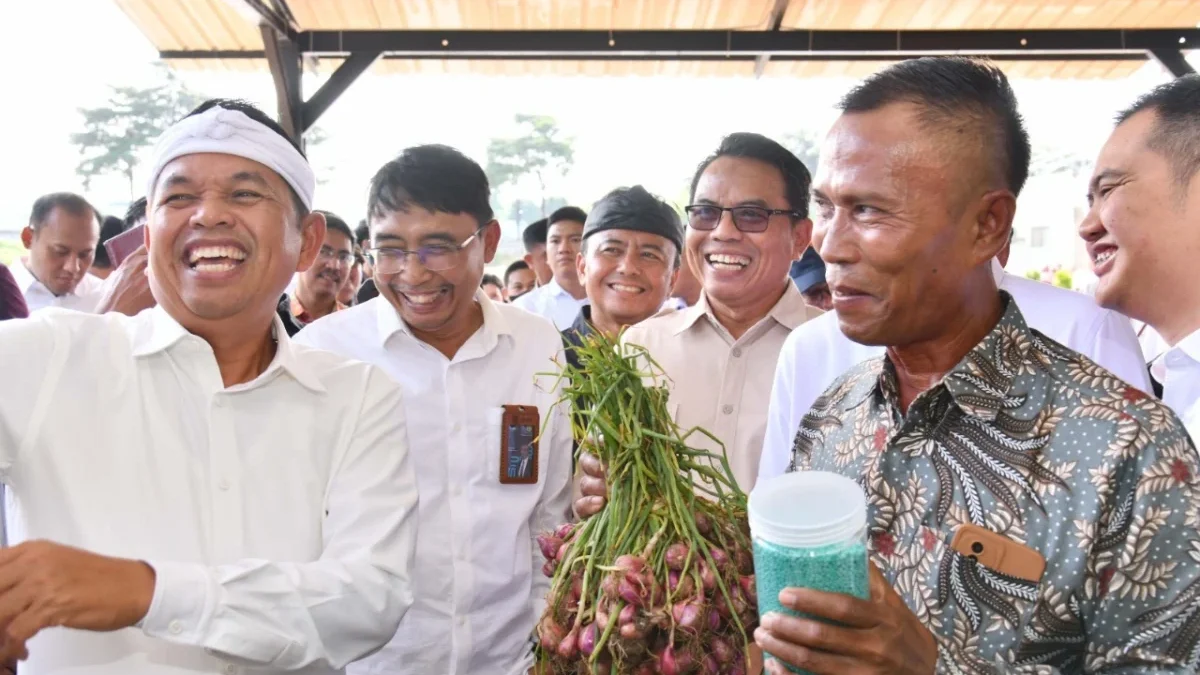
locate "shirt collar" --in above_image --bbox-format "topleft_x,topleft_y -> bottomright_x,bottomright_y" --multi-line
132,306 -> 326,393
673,282 -> 814,337
375,290 -> 513,348
564,306 -> 595,344
861,291 -> 1033,423
289,292 -> 345,324
1165,327 -> 1200,369
11,259 -> 42,296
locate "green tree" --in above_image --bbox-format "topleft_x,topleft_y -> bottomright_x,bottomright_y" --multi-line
486,115 -> 575,216
1054,269 -> 1073,290
70,66 -> 204,198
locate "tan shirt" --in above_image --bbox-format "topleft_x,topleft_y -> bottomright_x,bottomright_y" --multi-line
621,283 -> 821,491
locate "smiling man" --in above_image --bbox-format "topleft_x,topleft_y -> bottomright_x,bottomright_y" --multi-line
0,99 -> 418,675
574,133 -> 821,516
561,185 -> 682,369
1081,75 -> 1200,442
513,207 -> 589,329
754,57 -> 1198,675
278,209 -> 355,336
295,144 -> 572,675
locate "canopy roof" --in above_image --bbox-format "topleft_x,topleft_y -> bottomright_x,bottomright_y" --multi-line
117,0 -> 1200,79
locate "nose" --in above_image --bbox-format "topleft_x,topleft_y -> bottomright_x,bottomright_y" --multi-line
711,208 -> 743,241
1078,203 -> 1104,243
190,193 -> 234,228
813,208 -> 852,267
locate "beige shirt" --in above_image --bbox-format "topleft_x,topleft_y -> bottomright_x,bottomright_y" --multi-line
621,282 -> 821,491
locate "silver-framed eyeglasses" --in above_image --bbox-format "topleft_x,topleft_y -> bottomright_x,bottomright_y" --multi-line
367,226 -> 485,274
317,245 -> 355,266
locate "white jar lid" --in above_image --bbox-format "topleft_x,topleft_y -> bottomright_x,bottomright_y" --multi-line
748,471 -> 867,548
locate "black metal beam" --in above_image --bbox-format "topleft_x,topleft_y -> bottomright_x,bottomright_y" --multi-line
292,28 -> 1200,58
1149,48 -> 1197,77
260,24 -> 303,141
300,50 -> 382,132
754,0 -> 792,78
162,49 -> 1149,64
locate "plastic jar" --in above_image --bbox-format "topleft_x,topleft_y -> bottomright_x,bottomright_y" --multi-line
748,471 -> 870,674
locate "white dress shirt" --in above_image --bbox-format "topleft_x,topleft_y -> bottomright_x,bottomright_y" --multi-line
295,294 -> 574,675
511,278 -> 588,330
758,261 -> 1152,487
1151,328 -> 1200,443
0,307 -> 418,675
10,258 -> 103,313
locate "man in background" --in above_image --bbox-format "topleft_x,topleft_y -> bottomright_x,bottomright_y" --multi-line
123,197 -> 147,230
562,185 -> 682,369
480,273 -> 505,303
355,218 -> 381,304
522,217 -> 552,286
514,206 -> 590,329
338,246 -> 365,307
1080,74 -> 1200,441
277,210 -> 355,336
13,192 -> 103,313
504,259 -> 536,301
88,215 -> 127,281
788,246 -> 832,311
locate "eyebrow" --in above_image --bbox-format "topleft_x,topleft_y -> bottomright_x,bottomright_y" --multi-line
231,171 -> 272,190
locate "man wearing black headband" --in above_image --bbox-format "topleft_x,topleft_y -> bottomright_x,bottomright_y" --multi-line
562,186 -> 682,370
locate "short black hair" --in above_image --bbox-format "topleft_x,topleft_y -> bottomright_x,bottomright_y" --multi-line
184,98 -> 309,217
29,192 -> 97,232
93,215 -> 128,269
354,219 -> 371,245
523,218 -> 548,252
690,132 -> 813,219
316,210 -> 354,243
505,259 -> 531,284
367,144 -> 494,227
839,56 -> 1031,196
124,197 -> 147,229
481,274 -> 503,289
549,206 -> 588,227
1116,74 -> 1200,188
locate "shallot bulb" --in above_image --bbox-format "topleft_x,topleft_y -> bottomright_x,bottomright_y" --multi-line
538,617 -> 565,651
711,636 -> 735,665
578,622 -> 597,657
671,600 -> 703,632
740,575 -> 757,606
665,542 -> 690,571
702,655 -> 720,674
557,627 -> 579,659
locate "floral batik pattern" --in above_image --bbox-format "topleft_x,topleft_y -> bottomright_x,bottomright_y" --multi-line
789,293 -> 1200,673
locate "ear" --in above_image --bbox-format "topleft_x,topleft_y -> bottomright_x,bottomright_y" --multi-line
523,252 -> 534,266
143,222 -> 152,250
975,191 -> 1016,266
296,211 -> 327,273
575,250 -> 587,286
482,220 -> 501,264
20,226 -> 34,250
790,218 -> 814,260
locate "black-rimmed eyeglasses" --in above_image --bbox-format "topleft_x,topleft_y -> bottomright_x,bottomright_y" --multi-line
684,204 -> 799,233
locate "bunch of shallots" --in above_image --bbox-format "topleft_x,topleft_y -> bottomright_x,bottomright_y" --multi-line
534,335 -> 756,674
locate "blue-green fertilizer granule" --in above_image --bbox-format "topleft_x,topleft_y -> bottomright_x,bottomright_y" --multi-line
754,537 -> 869,675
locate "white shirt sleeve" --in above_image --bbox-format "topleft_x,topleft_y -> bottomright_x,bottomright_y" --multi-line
758,333 -> 799,491
140,367 -> 419,670
1088,309 -> 1153,392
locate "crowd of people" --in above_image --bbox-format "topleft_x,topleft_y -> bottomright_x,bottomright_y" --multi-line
0,56 -> 1197,675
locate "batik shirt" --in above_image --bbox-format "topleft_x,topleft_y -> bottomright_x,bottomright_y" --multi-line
788,293 -> 1200,673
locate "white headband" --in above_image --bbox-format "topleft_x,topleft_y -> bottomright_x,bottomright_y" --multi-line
144,106 -> 315,211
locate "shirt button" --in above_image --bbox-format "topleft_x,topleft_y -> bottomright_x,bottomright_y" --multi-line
722,404 -> 734,415
732,348 -> 743,358
168,620 -> 183,635
457,616 -> 467,626
213,398 -> 227,409
222,665 -> 238,675
451,485 -> 462,497
451,422 -> 461,433
217,479 -> 231,491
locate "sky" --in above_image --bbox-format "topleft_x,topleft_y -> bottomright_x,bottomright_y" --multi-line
2,0 -> 1194,271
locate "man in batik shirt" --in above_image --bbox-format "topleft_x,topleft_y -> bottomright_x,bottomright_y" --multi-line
754,57 -> 1200,674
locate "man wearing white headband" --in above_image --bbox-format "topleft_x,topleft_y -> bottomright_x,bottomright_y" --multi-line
0,99 -> 418,675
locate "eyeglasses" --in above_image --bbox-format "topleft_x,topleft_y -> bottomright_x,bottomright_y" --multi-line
318,245 -> 355,266
367,227 -> 485,274
684,204 -> 800,233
